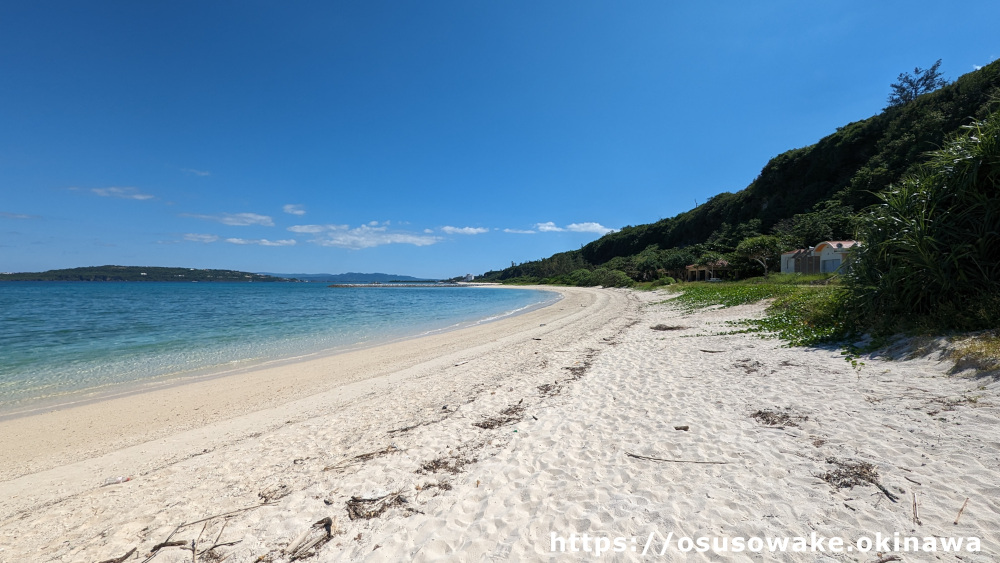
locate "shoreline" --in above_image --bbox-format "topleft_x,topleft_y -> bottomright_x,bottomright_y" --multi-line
0,285 -> 602,484
2,287 -> 998,562
0,286 -> 561,423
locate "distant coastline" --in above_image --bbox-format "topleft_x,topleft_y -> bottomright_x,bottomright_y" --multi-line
0,265 -> 293,283
0,266 -> 447,283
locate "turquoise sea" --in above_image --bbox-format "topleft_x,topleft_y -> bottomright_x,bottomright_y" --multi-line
0,282 -> 556,415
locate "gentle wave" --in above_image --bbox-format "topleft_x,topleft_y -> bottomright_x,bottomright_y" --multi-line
0,283 -> 557,414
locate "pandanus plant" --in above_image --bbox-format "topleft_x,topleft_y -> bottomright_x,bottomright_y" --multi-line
845,107 -> 1000,333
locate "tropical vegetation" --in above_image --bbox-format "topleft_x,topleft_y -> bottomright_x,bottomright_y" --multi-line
480,59 -> 1000,341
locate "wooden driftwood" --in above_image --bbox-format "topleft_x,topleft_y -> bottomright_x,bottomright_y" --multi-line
141,503 -> 270,563
287,517 -> 335,561
955,498 -> 970,525
97,547 -> 136,563
149,540 -> 186,552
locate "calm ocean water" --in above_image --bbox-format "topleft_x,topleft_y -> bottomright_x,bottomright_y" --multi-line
0,282 -> 556,414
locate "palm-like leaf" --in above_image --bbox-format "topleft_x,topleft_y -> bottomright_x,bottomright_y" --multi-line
844,108 -> 1000,332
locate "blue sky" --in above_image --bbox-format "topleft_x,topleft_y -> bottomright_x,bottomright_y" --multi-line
2,2 -> 998,278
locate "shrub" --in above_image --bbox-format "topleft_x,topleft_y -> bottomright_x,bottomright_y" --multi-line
649,277 -> 676,288
844,110 -> 1000,334
590,268 -> 634,288
567,269 -> 595,287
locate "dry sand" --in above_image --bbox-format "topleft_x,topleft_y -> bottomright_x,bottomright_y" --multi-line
1,286 -> 998,562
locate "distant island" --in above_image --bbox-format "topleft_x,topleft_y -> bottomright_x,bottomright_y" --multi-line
0,266 -> 294,282
260,272 -> 438,283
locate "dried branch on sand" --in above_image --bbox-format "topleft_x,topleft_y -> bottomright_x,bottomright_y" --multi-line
345,492 -> 416,520
821,458 -> 899,502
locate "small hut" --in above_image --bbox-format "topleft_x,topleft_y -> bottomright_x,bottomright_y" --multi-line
685,259 -> 731,282
780,241 -> 857,274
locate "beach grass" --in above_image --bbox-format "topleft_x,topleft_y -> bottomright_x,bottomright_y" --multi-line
663,278 -> 847,346
663,281 -> 796,311
949,332 -> 1000,373
728,287 -> 847,346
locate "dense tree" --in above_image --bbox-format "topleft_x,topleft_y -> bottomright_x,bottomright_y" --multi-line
732,235 -> 782,278
660,248 -> 698,276
634,248 -> 663,281
562,268 -> 633,288
771,201 -> 856,250
886,59 -> 949,108
603,254 -> 641,280
481,250 -> 588,280
703,220 -> 762,253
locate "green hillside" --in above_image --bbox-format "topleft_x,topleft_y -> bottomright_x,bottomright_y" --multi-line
481,60 -> 1000,283
0,266 -> 294,282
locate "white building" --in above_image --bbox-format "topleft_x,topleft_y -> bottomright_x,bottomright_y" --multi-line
780,241 -> 857,274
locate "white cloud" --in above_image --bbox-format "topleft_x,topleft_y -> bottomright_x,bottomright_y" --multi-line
441,226 -> 489,235
282,223 -> 440,249
283,204 -> 306,215
535,221 -> 564,232
92,187 -> 155,200
184,233 -> 220,243
287,224 -> 347,233
0,212 -> 36,220
503,228 -> 536,234
305,224 -> 440,249
182,168 -> 211,176
183,212 -> 274,226
566,222 -> 615,234
533,221 -> 615,234
974,57 -> 998,71
225,238 -> 296,247
183,233 -> 218,244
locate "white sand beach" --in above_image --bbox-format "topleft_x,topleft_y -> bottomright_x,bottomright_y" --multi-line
1,287 -> 998,562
